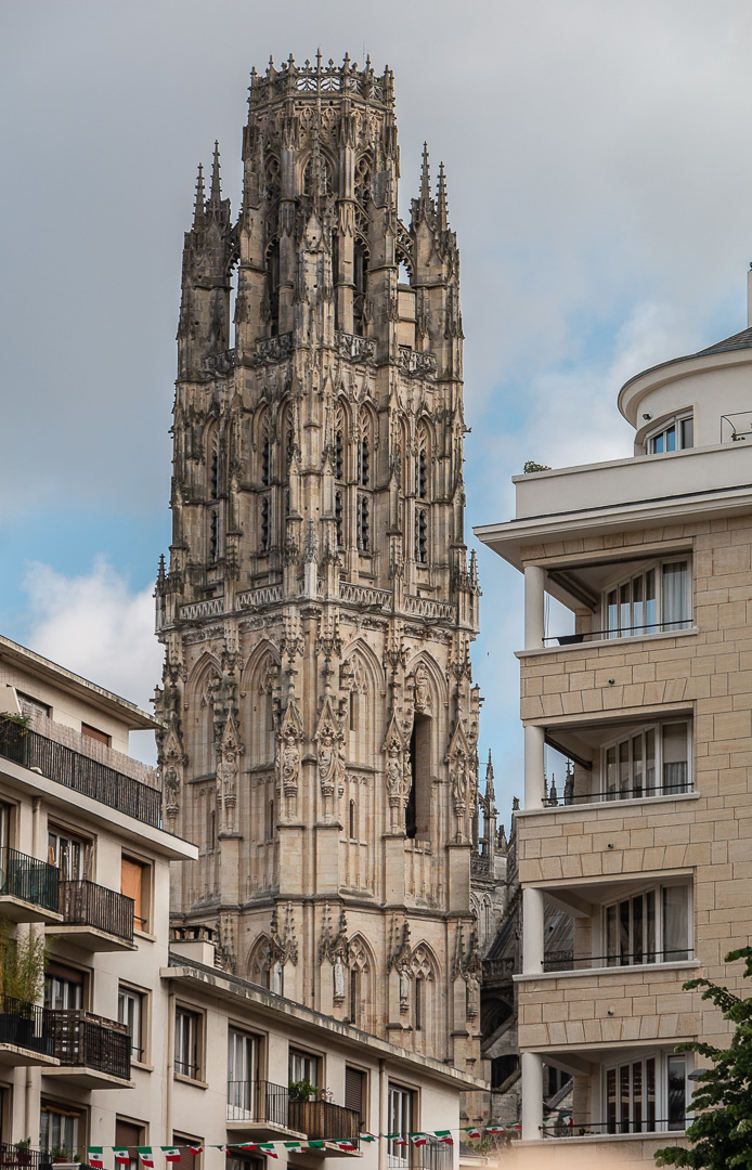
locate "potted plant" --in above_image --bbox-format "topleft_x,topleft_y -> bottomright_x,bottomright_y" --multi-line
15,1140 -> 32,1167
289,1078 -> 317,1102
0,925 -> 46,1051
0,712 -> 29,766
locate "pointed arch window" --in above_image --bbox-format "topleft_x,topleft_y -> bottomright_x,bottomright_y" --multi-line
353,240 -> 369,336
267,239 -> 281,337
260,496 -> 271,553
359,434 -> 370,487
357,494 -> 370,553
209,510 -> 219,562
415,507 -> 428,564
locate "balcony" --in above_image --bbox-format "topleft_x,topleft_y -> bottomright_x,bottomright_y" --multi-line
0,847 -> 61,924
0,1145 -> 68,1170
43,1008 -> 131,1087
0,997 -> 58,1067
226,1080 -> 305,1140
288,1099 -> 361,1156
543,948 -> 694,974
539,1120 -> 684,1139
388,1142 -> 453,1170
0,721 -> 161,828
55,880 -> 135,951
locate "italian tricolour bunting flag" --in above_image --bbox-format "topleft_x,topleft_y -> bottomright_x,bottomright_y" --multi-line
88,1149 -> 104,1170
434,1132 -> 454,1145
257,1144 -> 278,1158
113,1151 -> 131,1166
137,1149 -> 155,1168
283,1143 -> 303,1154
188,1148 -> 203,1158
409,1134 -> 427,1147
161,1150 -> 181,1163
463,1128 -> 481,1140
336,1141 -> 357,1152
359,1134 -> 377,1143
485,1125 -> 505,1135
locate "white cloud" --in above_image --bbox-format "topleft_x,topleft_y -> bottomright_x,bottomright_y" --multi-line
22,560 -> 161,760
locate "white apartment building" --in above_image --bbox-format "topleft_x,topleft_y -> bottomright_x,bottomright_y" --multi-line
475,285 -> 752,1164
0,636 -> 485,1170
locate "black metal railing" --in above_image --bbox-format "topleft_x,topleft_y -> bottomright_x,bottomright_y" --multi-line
0,996 -> 54,1056
288,1099 -> 360,1141
0,846 -> 59,912
540,1119 -> 684,1138
45,1008 -> 131,1079
227,1080 -> 290,1127
58,880 -> 134,943
543,779 -> 693,808
544,619 -> 693,647
543,949 -> 693,973
0,1144 -> 55,1170
0,722 -> 161,828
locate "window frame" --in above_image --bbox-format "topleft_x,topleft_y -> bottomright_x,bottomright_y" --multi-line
174,1004 -> 205,1083
646,412 -> 694,455
602,1050 -> 688,1134
227,1027 -> 261,1119
48,824 -> 92,881
599,718 -> 692,800
289,1046 -> 322,1094
602,556 -> 692,640
118,982 -> 148,1065
600,879 -> 692,967
40,1098 -> 86,1159
121,853 -> 152,934
387,1082 -> 416,1168
44,961 -> 87,1012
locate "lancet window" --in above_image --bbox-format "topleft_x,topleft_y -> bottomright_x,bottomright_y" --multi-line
266,239 -> 281,336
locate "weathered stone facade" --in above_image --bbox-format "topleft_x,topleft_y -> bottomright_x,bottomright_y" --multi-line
155,55 -> 481,1073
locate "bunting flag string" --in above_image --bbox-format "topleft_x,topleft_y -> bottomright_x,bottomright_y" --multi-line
87,1125 -> 517,1167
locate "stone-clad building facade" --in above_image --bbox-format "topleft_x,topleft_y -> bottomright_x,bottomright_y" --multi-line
477,290 -> 752,1161
154,55 -> 482,1075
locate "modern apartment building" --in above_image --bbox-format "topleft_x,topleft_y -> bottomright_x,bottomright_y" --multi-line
475,288 -> 752,1163
0,634 -> 197,1155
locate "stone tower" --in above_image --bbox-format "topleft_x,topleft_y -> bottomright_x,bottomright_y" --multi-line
155,53 -> 481,1070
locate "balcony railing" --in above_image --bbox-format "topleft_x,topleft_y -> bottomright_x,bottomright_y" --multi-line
227,1080 -> 290,1127
45,1008 -> 131,1079
0,996 -> 54,1056
0,1145 -> 57,1170
0,722 -> 161,828
543,949 -> 693,973
543,779 -> 693,808
58,880 -> 134,943
543,618 -> 693,647
0,847 -> 59,912
540,1119 -> 684,1138
388,1143 -> 453,1170
482,957 -> 516,982
288,1099 -> 360,1141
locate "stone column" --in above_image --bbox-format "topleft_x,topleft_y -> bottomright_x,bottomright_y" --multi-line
524,564 -> 546,650
521,1050 -> 544,1142
524,723 -> 545,808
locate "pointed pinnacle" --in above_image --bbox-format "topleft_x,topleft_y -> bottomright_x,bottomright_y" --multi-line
437,161 -> 448,229
193,162 -> 205,226
420,142 -> 431,205
209,140 -> 221,203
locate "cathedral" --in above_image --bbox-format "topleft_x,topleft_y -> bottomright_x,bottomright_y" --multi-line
155,53 -> 482,1073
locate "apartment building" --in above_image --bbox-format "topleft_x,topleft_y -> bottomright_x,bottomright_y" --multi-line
0,633 -> 197,1155
475,289 -> 752,1163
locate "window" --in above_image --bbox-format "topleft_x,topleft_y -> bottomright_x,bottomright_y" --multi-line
406,715 -> 431,839
387,1084 -> 414,1167
0,801 -> 9,850
16,691 -> 51,720
48,827 -> 90,881
210,442 -> 220,499
353,240 -> 368,336
345,1066 -> 366,1127
349,799 -> 357,839
209,510 -> 219,562
260,496 -> 271,552
604,883 -> 690,966
289,1048 -> 320,1093
335,490 -> 344,548
45,963 -> 84,1011
415,507 -> 428,564
605,1053 -> 686,1133
40,1101 -> 84,1158
359,435 -> 370,487
357,494 -> 370,552
115,1119 -> 144,1170
81,722 -> 111,747
267,240 -> 281,337
414,977 -> 424,1031
227,1029 -> 258,1120
604,559 -> 690,638
172,1135 -> 203,1170
175,1006 -> 203,1080
647,413 -> 693,454
118,984 -> 146,1062
121,855 -> 150,932
602,720 -> 690,800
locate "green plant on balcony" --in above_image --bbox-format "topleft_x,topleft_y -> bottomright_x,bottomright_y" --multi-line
289,1077 -> 317,1102
0,712 -> 29,755
0,921 -> 46,1003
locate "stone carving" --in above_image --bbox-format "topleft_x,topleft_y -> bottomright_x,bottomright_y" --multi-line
315,695 -> 344,803
216,713 -> 240,834
447,721 -> 473,843
276,698 -> 303,809
413,662 -> 431,714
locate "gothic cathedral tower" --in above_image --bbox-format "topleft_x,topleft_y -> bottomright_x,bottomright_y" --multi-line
155,54 -> 481,1071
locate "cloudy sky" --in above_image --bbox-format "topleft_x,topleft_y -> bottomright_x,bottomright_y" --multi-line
2,0 -> 752,818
